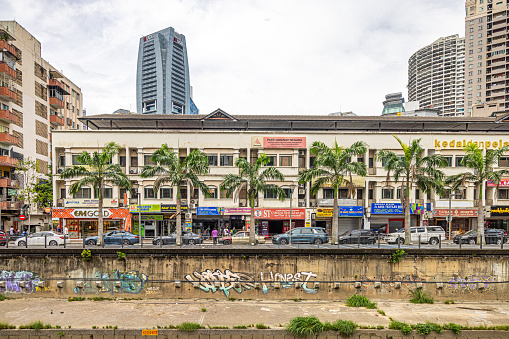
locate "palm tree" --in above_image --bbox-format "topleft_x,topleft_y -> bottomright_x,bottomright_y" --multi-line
376,136 -> 446,245
141,144 -> 210,246
220,153 -> 286,245
59,142 -> 131,246
298,141 -> 368,245
455,143 -> 509,244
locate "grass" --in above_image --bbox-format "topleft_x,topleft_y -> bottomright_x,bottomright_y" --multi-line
290,298 -> 304,302
207,325 -> 228,329
201,308 -> 206,312
122,297 -> 143,301
176,322 -> 204,332
444,299 -> 455,304
19,321 -> 52,330
409,288 -> 434,304
326,319 -> 358,337
389,319 -> 412,335
286,316 -> 357,337
377,308 -> 386,316
0,322 -> 15,329
68,297 -> 86,302
233,325 -> 247,329
414,322 -> 442,335
228,297 -> 237,301
89,297 -> 115,301
0,294 -> 7,301
345,294 -> 377,309
443,323 -> 463,334
255,323 -> 270,329
389,249 -> 406,263
57,331 -> 65,336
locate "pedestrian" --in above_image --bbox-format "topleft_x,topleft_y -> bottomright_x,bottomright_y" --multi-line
223,228 -> 229,237
57,225 -> 62,234
212,228 -> 218,245
9,226 -> 13,236
63,226 -> 68,238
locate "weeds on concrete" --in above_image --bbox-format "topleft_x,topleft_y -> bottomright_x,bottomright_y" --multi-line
81,249 -> 92,261
286,316 -> 357,337
0,294 -> 7,301
377,308 -> 386,316
326,320 -> 358,336
19,321 -> 52,330
116,251 -> 126,260
414,322 -> 442,335
409,288 -> 434,304
68,297 -> 86,302
444,299 -> 455,304
201,308 -> 206,312
389,319 -> 412,335
176,322 -> 204,332
122,297 -> 143,300
57,331 -> 64,336
345,294 -> 377,309
228,297 -> 236,301
290,298 -> 304,302
89,297 -> 115,301
255,323 -> 270,329
443,323 -> 463,334
207,325 -> 228,329
233,325 -> 247,329
0,322 -> 15,329
389,249 -> 406,263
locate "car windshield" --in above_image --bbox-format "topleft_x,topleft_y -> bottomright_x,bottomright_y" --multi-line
463,230 -> 477,235
340,231 -> 351,236
235,232 -> 247,237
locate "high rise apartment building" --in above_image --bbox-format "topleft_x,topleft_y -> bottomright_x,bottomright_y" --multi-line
0,21 -> 83,230
464,0 -> 509,116
408,35 -> 465,116
136,27 -> 198,115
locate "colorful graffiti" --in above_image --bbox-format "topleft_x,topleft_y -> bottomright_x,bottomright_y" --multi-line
74,270 -> 148,294
0,270 -> 41,293
445,276 -> 495,292
184,269 -> 318,297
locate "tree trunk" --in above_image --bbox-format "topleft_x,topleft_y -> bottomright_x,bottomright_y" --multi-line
176,186 -> 182,246
477,182 -> 485,245
249,196 -> 255,245
404,182 -> 411,245
331,189 -> 339,245
98,184 -> 104,246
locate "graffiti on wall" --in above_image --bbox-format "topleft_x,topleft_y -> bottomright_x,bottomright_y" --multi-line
74,270 -> 148,294
184,269 -> 318,297
358,274 -> 425,290
0,270 -> 41,293
445,276 -> 495,292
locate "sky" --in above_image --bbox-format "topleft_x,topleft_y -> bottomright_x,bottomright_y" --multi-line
1,0 -> 466,116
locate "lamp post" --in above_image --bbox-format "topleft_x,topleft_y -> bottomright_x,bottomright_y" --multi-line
132,183 -> 142,247
447,186 -> 466,244
288,184 -> 296,244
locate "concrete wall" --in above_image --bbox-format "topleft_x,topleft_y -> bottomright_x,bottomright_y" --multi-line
0,249 -> 508,300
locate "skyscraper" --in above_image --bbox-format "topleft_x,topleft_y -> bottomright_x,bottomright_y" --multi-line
136,27 -> 198,115
408,35 -> 465,116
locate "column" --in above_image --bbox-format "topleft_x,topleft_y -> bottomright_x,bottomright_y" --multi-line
126,147 -> 131,174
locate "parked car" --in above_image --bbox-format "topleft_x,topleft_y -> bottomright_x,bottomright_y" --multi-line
385,226 -> 446,245
15,231 -> 65,246
272,227 -> 329,245
453,228 -> 507,245
152,231 -> 203,245
85,231 -> 139,246
221,231 -> 266,245
338,229 -> 376,244
0,231 -> 6,246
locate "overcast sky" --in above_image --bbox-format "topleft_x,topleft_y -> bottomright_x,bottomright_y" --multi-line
2,0 -> 465,116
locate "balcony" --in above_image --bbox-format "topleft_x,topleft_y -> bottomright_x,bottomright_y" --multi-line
0,155 -> 18,167
49,97 -> 64,109
0,178 -> 18,188
48,78 -> 70,95
1,201 -> 19,210
0,109 -> 16,124
0,41 -> 18,59
0,62 -> 16,78
49,114 -> 64,126
0,86 -> 16,102
0,132 -> 17,146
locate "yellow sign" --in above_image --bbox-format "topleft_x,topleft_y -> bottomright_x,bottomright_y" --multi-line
317,208 -> 333,218
305,221 -> 311,227
142,329 -> 158,336
434,139 -> 509,150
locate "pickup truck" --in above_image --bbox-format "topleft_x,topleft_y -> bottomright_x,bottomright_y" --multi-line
385,226 -> 446,245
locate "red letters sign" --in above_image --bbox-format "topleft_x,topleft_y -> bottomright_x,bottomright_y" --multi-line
488,179 -> 509,187
432,209 -> 478,217
254,208 -> 305,220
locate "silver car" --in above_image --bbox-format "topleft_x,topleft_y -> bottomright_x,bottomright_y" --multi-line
15,231 -> 65,246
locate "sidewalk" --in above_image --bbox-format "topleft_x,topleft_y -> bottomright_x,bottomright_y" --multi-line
1,298 -> 509,329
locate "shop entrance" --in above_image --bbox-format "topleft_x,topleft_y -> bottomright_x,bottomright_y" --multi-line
269,220 -> 284,235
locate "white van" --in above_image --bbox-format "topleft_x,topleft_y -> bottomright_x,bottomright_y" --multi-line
385,226 -> 446,245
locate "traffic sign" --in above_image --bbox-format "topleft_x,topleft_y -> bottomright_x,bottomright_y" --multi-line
19,215 -> 26,221
44,207 -> 51,213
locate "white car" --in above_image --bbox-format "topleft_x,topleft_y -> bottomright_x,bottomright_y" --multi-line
16,231 -> 65,246
385,226 -> 446,245
220,231 -> 266,245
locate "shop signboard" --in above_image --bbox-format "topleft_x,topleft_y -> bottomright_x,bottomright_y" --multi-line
52,208 -> 129,219
490,206 -> 509,216
339,206 -> 364,217
197,207 -> 223,215
318,198 -> 357,207
488,179 -> 509,187
160,204 -> 188,212
129,204 -> 161,213
7,188 -> 16,196
251,136 -> 306,148
64,199 -> 119,207
224,207 -> 251,215
134,215 -> 164,221
432,209 -> 478,217
254,208 -> 306,219
371,203 -> 403,214
317,208 -> 333,218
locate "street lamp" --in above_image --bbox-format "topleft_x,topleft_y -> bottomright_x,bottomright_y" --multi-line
447,185 -> 466,244
132,183 -> 142,247
288,184 -> 297,244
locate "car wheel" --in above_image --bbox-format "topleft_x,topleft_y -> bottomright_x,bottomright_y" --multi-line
18,241 -> 26,247
49,240 -> 58,246
87,239 -> 96,246
368,239 -> 375,245
428,237 -> 439,245
255,240 -> 259,245
188,239 -> 196,245
313,238 -> 323,245
0,242 -> 6,246
154,239 -> 162,246
497,238 -> 503,245
468,239 -> 476,245
223,239 -> 231,245
279,238 -> 288,245
398,238 -> 405,244
122,239 -> 130,246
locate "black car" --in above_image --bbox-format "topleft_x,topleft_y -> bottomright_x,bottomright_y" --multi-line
152,231 -> 203,245
338,229 -> 376,244
453,229 -> 507,245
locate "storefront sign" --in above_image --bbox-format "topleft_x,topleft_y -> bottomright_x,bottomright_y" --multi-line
485,206 -> 509,216
160,204 -> 188,212
339,206 -> 364,217
254,208 -> 306,219
64,199 -> 119,208
251,136 -> 306,148
432,209 -> 479,217
51,208 -> 130,219
197,207 -> 223,215
434,139 -> 509,150
133,215 -> 164,221
7,188 -> 16,196
129,204 -> 161,213
318,198 -> 357,207
488,179 -> 509,187
317,208 -> 333,217
224,207 -> 251,215
371,203 -> 403,214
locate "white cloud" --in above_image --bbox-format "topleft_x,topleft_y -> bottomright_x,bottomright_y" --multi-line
1,0 -> 465,116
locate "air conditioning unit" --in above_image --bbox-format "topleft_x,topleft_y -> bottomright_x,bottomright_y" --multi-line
57,168 -> 63,174
190,203 -> 195,209
185,213 -> 192,219
190,200 -> 195,204
310,201 -> 317,207
298,201 -> 305,207
298,189 -> 305,195
239,202 -> 246,207
298,150 -> 305,156
129,169 -> 137,174
119,202 -> 124,207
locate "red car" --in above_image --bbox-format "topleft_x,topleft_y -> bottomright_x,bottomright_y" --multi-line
0,231 -> 6,246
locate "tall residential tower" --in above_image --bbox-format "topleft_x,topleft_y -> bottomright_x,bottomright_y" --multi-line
136,27 -> 198,115
408,35 -> 465,116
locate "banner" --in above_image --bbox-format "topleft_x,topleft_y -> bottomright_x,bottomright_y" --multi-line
490,206 -> 509,216
339,206 -> 364,217
254,208 -> 306,219
160,204 -> 188,212
432,209 -> 478,217
223,207 -> 251,215
52,208 -> 129,219
129,204 -> 160,213
251,136 -> 306,148
197,207 -> 223,215
371,203 -> 403,214
488,179 -> 509,187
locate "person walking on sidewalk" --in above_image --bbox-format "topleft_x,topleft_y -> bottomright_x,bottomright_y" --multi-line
212,228 -> 218,245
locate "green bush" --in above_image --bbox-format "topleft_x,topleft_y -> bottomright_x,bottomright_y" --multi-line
443,322 -> 462,334
377,308 -> 386,316
444,300 -> 455,304
409,288 -> 434,304
0,294 -> 7,301
89,297 -> 115,301
255,323 -> 270,329
389,319 -> 412,335
68,297 -> 86,302
389,249 -> 406,263
0,322 -> 15,329
81,249 -> 92,261
176,322 -> 204,332
201,308 -> 206,312
116,251 -> 126,260
19,321 -> 52,330
415,322 -> 442,335
327,319 -> 358,337
286,316 -> 325,336
57,331 -> 65,336
233,325 -> 247,329
346,294 -> 377,309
